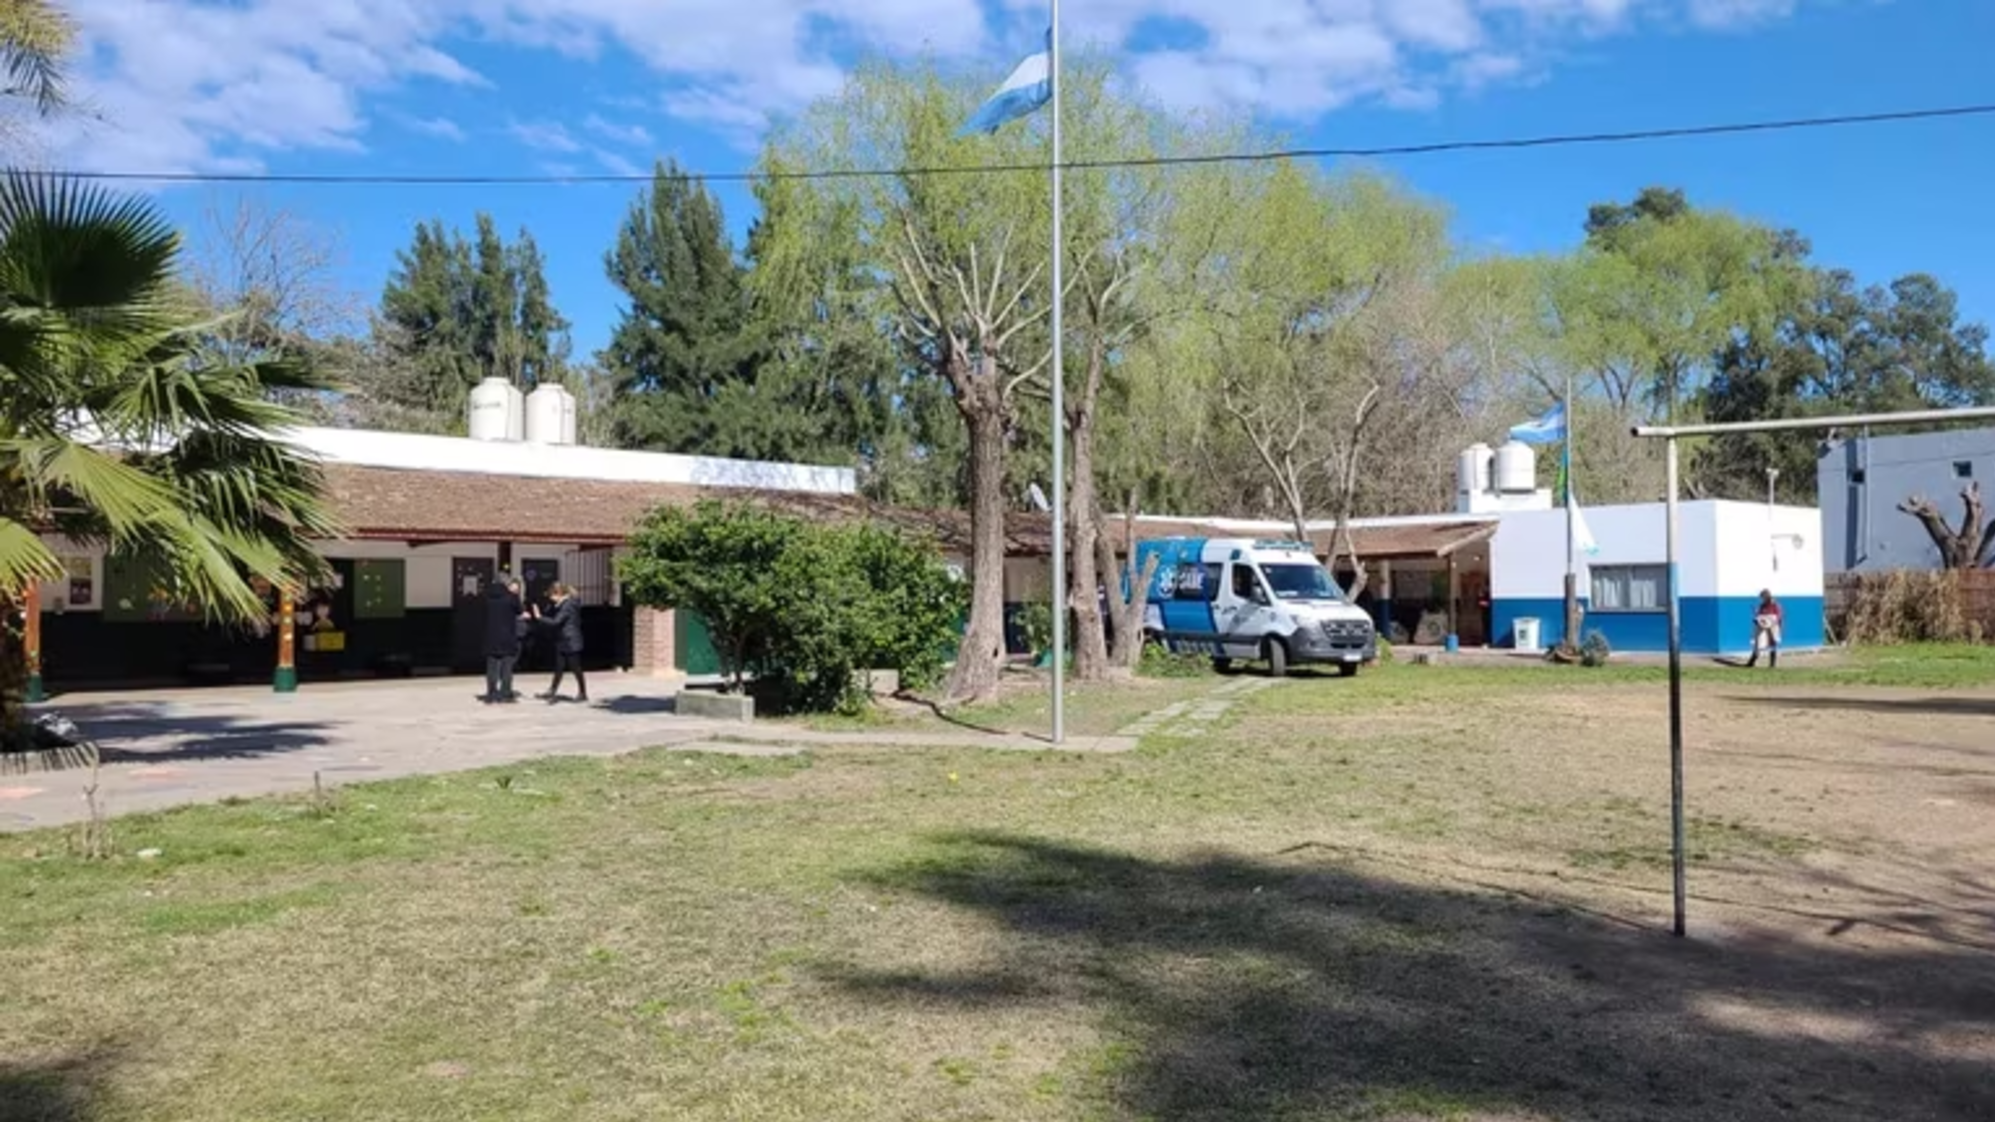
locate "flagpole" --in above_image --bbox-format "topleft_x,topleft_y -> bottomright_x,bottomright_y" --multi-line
1563,373 -> 1578,649
1048,0 -> 1067,745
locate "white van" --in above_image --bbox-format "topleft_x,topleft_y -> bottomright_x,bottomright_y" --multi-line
1132,537 -> 1377,677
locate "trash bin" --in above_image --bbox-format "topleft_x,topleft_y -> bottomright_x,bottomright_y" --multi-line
1514,617 -> 1542,653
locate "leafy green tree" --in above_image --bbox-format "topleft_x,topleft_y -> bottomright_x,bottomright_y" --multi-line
618,500 -> 964,712
0,175 -> 339,728
765,62 -> 1051,702
1697,269 -> 1995,501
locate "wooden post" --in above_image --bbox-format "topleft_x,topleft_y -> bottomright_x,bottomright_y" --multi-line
23,579 -> 44,703
1445,554 -> 1460,652
274,585 -> 298,693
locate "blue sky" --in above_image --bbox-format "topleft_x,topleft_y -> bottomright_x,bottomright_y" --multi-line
39,0 -> 1995,361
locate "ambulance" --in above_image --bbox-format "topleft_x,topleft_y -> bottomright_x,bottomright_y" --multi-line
1131,537 -> 1377,676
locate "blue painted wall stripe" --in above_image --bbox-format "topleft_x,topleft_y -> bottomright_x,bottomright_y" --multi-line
1492,597 -> 1825,655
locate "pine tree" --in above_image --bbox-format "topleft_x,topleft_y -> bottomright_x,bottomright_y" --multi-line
601,161 -> 753,451
371,216 -> 573,430
378,219 -> 476,414
514,230 -> 571,388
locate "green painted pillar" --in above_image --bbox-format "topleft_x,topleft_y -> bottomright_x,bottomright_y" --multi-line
274,585 -> 299,693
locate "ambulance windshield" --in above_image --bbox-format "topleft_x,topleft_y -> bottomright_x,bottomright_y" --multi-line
1259,563 -> 1345,602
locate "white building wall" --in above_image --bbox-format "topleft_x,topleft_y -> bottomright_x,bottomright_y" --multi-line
1491,504 -> 1723,601
1708,501 -> 1823,601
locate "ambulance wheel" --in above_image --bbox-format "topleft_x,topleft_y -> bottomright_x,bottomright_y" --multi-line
1338,661 -> 1359,678
1264,639 -> 1290,678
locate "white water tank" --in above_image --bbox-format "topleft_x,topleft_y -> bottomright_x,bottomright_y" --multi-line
525,383 -> 578,445
1457,443 -> 1493,499
468,377 -> 524,442
1495,440 -> 1537,494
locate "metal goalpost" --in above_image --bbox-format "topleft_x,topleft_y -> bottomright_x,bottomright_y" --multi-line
1631,404 -> 1995,937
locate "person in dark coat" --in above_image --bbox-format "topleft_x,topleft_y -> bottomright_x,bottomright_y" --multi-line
537,583 -> 587,703
482,578 -> 526,703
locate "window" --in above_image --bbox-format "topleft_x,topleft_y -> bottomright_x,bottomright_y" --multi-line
1231,563 -> 1260,600
1590,564 -> 1667,613
1955,461 -> 1974,479
1259,563 -> 1346,603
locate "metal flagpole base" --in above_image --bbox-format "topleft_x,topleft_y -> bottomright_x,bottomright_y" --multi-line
273,666 -> 298,693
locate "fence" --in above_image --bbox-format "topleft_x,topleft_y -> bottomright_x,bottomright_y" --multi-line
1825,569 -> 1995,644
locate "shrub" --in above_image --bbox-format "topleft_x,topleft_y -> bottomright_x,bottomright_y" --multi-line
1138,640 -> 1209,679
619,501 -> 968,713
1579,630 -> 1612,668
1373,637 -> 1394,665
1017,601 -> 1054,662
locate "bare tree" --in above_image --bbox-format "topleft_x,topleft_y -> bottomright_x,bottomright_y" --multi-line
1900,482 -> 1995,569
182,193 -> 365,362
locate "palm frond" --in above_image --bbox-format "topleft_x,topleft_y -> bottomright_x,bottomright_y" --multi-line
0,435 -> 178,535
0,514 -> 59,594
0,174 -> 179,317
0,0 -> 74,114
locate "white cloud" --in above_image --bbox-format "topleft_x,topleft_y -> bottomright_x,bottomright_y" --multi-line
582,113 -> 653,147
33,0 -> 1821,176
509,119 -> 582,152
393,113 -> 468,142
593,148 -> 646,177
1685,0 -> 1800,28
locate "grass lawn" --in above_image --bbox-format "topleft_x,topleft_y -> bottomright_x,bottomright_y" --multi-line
4,647 -> 1994,1121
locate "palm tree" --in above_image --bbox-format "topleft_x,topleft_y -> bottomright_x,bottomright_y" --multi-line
1,174 -> 342,729
0,0 -> 72,114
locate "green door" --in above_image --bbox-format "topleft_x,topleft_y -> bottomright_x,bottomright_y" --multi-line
674,611 -> 723,676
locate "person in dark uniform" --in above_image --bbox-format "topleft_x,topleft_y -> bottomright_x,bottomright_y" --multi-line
536,583 -> 587,703
482,577 -> 526,703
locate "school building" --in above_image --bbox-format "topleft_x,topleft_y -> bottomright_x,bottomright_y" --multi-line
22,387 -> 1825,695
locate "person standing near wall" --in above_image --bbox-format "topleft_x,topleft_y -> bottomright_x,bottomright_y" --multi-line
1746,589 -> 1783,669
483,577 -> 527,703
537,583 -> 587,703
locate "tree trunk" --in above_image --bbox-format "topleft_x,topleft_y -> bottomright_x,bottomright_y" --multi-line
0,589 -> 24,733
1901,483 -> 1989,570
945,399 -> 1010,702
1068,344 -> 1111,681
1101,492 -> 1159,670
1332,515 -> 1369,601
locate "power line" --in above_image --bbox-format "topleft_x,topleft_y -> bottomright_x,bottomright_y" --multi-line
32,102 -> 1995,187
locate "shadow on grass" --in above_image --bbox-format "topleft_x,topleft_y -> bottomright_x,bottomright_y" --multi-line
0,1048 -> 119,1122
1731,694 -> 1995,719
835,832 -> 1995,1121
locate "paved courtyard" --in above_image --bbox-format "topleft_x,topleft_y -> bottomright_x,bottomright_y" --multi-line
1,674 -> 1141,832
0,675 -> 740,831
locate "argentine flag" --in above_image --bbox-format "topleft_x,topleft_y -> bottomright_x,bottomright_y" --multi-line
960,32 -> 1052,135
1508,401 -> 1565,445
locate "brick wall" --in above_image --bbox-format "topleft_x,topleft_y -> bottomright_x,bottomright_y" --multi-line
631,607 -> 679,677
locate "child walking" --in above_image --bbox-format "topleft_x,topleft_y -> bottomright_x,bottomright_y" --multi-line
1746,589 -> 1783,669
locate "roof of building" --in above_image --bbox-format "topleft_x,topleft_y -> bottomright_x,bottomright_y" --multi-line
321,463 -> 1496,561
284,426 -> 857,496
